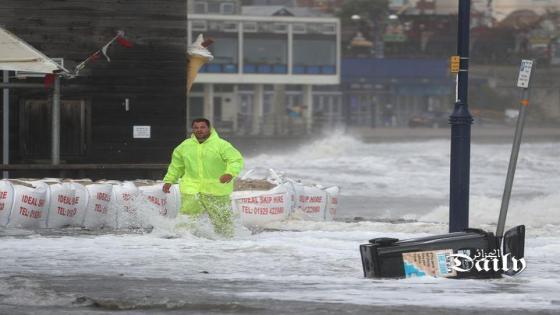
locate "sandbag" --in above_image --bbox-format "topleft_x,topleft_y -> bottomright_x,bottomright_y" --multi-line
285,180 -> 304,215
7,182 -> 48,229
137,182 -> 180,219
0,180 -> 15,226
112,181 -> 142,228
82,183 -> 113,229
27,181 -> 53,228
67,181 -> 89,227
295,185 -> 328,221
167,184 -> 181,218
324,186 -> 340,221
231,183 -> 291,227
43,182 -> 77,228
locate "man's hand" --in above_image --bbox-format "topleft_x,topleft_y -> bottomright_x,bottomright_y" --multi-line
162,183 -> 172,193
219,174 -> 233,183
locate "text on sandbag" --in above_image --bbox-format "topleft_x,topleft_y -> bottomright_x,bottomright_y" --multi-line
21,195 -> 45,207
240,195 -> 284,204
19,207 -> 42,218
299,196 -> 323,203
57,206 -> 77,217
57,194 -> 80,206
303,206 -> 321,213
96,192 -> 111,201
147,195 -> 166,206
241,206 -> 284,215
94,203 -> 108,214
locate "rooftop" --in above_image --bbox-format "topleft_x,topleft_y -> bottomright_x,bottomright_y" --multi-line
241,5 -> 330,17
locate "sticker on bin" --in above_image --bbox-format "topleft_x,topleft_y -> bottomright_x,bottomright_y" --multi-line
402,249 -> 457,278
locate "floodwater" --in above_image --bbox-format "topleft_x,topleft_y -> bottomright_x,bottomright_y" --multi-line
1,131 -> 559,314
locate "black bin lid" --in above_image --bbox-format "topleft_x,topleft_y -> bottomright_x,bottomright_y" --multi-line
369,237 -> 399,246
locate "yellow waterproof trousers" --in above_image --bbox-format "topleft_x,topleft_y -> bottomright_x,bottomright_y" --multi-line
180,194 -> 233,237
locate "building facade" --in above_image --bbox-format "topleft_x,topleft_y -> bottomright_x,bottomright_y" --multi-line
187,4 -> 342,135
342,58 -> 453,127
0,0 -> 187,178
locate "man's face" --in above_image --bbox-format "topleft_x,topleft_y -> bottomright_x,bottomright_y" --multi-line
192,122 -> 210,140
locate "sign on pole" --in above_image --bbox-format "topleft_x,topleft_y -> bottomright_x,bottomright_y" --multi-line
516,60 -> 533,88
450,55 -> 460,73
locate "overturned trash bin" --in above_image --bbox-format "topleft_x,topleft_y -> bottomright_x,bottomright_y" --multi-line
360,226 -> 525,279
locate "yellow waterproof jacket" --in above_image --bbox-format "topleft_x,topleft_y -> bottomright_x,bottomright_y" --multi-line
163,129 -> 243,196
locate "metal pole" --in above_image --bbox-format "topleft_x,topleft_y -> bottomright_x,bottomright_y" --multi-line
2,71 -> 9,178
449,0 -> 473,232
303,85 -> 313,134
496,88 -> 530,237
52,76 -> 61,165
343,94 -> 350,133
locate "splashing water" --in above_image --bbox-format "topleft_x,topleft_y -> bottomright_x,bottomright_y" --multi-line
1,134 -> 559,313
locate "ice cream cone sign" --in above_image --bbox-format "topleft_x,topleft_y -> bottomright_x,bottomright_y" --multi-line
187,34 -> 214,93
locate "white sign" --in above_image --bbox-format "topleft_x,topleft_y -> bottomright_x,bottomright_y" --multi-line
517,60 -> 533,88
449,249 -> 526,274
133,125 -> 151,139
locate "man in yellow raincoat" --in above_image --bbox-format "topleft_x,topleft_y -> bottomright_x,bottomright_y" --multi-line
162,118 -> 243,237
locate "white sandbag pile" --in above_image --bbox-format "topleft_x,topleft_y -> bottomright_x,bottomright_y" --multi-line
108,180 -> 181,229
231,168 -> 340,228
0,179 -> 180,229
0,170 -> 339,230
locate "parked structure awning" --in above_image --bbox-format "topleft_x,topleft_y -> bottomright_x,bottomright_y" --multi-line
0,26 -> 68,74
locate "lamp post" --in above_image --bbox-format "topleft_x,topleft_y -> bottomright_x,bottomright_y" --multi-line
449,0 -> 473,233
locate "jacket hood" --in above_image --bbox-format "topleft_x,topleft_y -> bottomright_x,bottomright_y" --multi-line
190,127 -> 219,142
